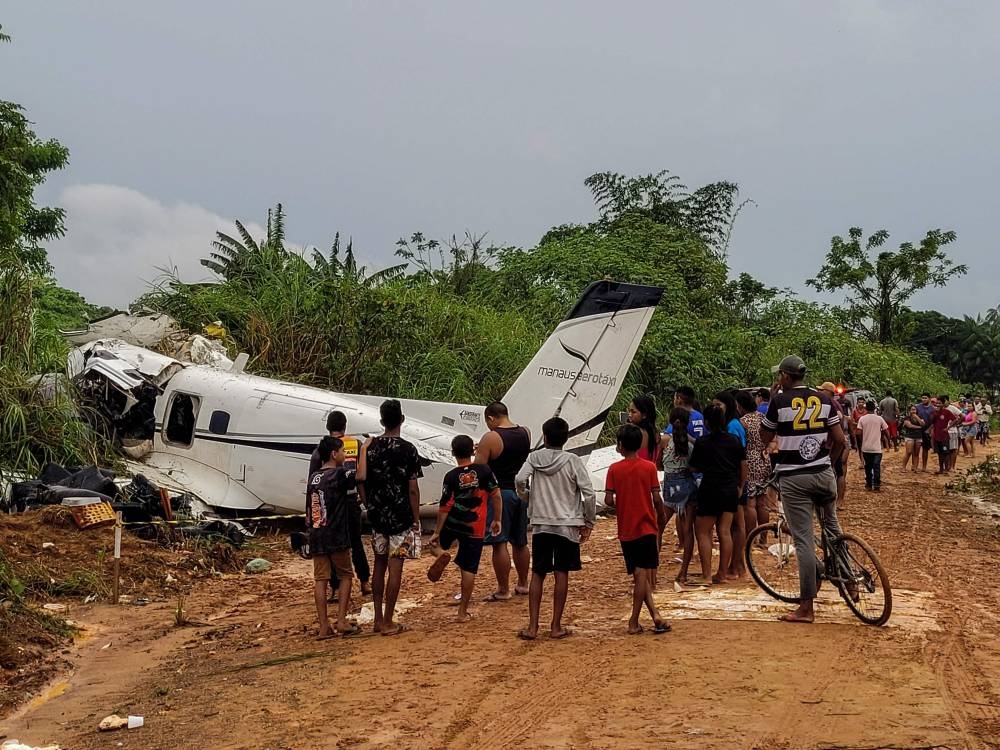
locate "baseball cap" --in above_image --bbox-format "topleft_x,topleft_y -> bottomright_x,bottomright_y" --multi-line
771,355 -> 807,376
819,381 -> 837,392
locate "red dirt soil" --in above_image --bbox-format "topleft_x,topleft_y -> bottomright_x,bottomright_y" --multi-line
3,445 -> 1000,749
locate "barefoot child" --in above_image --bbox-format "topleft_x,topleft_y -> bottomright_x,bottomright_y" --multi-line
307,436 -> 361,638
514,417 -> 596,640
604,424 -> 671,635
427,435 -> 502,622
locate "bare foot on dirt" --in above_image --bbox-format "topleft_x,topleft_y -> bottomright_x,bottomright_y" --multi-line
779,612 -> 814,623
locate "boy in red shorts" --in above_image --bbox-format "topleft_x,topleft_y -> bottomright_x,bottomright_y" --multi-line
605,424 -> 671,635
427,435 -> 502,622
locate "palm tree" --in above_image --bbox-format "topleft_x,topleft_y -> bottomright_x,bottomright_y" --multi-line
201,203 -> 290,283
312,233 -> 406,288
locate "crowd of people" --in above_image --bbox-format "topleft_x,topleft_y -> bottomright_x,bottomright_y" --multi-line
302,360 -> 995,637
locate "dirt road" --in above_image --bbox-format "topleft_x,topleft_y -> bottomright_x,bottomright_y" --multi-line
4,445 -> 1000,749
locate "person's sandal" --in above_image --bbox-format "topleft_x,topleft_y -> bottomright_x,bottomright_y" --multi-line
427,553 -> 451,582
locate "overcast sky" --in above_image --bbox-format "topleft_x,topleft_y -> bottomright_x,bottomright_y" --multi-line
3,1 -> 997,315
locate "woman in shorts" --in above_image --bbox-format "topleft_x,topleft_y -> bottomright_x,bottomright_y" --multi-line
961,406 -> 977,458
900,405 -> 925,472
661,408 -> 697,581
688,404 -> 747,585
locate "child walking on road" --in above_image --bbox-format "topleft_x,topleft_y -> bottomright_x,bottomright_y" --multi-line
427,435 -> 503,622
605,424 -> 671,635
514,417 -> 596,640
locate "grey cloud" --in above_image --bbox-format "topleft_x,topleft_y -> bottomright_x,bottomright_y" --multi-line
47,184 -> 268,308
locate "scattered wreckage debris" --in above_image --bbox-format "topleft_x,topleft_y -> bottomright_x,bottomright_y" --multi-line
97,713 -> 144,731
4,463 -> 246,547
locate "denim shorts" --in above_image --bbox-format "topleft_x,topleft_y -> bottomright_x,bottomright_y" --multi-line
663,475 -> 697,512
484,489 -> 528,547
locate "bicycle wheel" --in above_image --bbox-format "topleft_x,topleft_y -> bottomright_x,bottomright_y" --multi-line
745,522 -> 801,603
829,532 -> 892,626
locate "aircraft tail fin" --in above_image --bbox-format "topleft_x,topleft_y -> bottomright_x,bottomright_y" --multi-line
501,280 -> 663,452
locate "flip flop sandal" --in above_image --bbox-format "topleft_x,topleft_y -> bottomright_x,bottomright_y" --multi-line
653,621 -> 672,634
627,625 -> 645,635
427,553 -> 452,582
514,586 -> 530,595
483,591 -> 513,602
516,629 -> 537,641
339,625 -> 363,637
550,629 -> 572,640
380,623 -> 410,637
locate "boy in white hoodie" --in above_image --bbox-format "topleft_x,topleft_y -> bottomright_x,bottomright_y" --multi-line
514,417 -> 596,640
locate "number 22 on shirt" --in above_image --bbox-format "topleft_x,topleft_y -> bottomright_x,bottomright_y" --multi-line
791,396 -> 823,430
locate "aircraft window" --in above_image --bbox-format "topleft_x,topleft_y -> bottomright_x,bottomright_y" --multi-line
209,410 -> 230,435
165,393 -> 200,447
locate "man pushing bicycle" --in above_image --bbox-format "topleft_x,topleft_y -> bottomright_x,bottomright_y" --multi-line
760,355 -> 848,623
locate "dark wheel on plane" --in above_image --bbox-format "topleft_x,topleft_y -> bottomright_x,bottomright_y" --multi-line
745,522 -> 802,604
829,532 -> 892,626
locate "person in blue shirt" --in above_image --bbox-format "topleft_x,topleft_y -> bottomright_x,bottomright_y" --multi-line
755,388 -> 770,415
713,391 -> 747,447
665,386 -> 705,440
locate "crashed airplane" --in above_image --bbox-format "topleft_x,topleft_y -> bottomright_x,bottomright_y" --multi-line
68,280 -> 663,517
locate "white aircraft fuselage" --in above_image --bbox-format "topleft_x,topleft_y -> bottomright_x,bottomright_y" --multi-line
71,281 -> 664,516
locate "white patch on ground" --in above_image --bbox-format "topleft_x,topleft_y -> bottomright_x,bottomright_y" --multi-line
355,596 -> 430,625
642,586 -> 938,632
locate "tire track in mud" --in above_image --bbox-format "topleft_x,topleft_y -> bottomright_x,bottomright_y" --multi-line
932,622 -> 1000,750
442,640 -> 621,750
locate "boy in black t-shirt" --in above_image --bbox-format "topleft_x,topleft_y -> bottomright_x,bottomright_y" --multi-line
427,435 -> 502,622
307,436 -> 361,638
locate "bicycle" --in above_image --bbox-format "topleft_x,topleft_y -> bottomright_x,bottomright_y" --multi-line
744,479 -> 892,626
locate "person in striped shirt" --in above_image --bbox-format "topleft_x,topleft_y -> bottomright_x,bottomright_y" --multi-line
760,355 -> 848,624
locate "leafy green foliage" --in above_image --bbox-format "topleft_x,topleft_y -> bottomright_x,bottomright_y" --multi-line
808,227 -> 966,344
0,98 -> 69,275
898,308 -> 1000,393
584,171 -> 750,258
34,281 -> 114,333
948,454 -> 1000,498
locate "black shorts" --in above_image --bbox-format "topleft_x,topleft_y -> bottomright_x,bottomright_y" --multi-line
832,456 -> 845,479
921,433 -> 932,450
438,529 -> 485,575
532,532 -> 581,575
620,534 -> 659,574
696,490 -> 739,518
